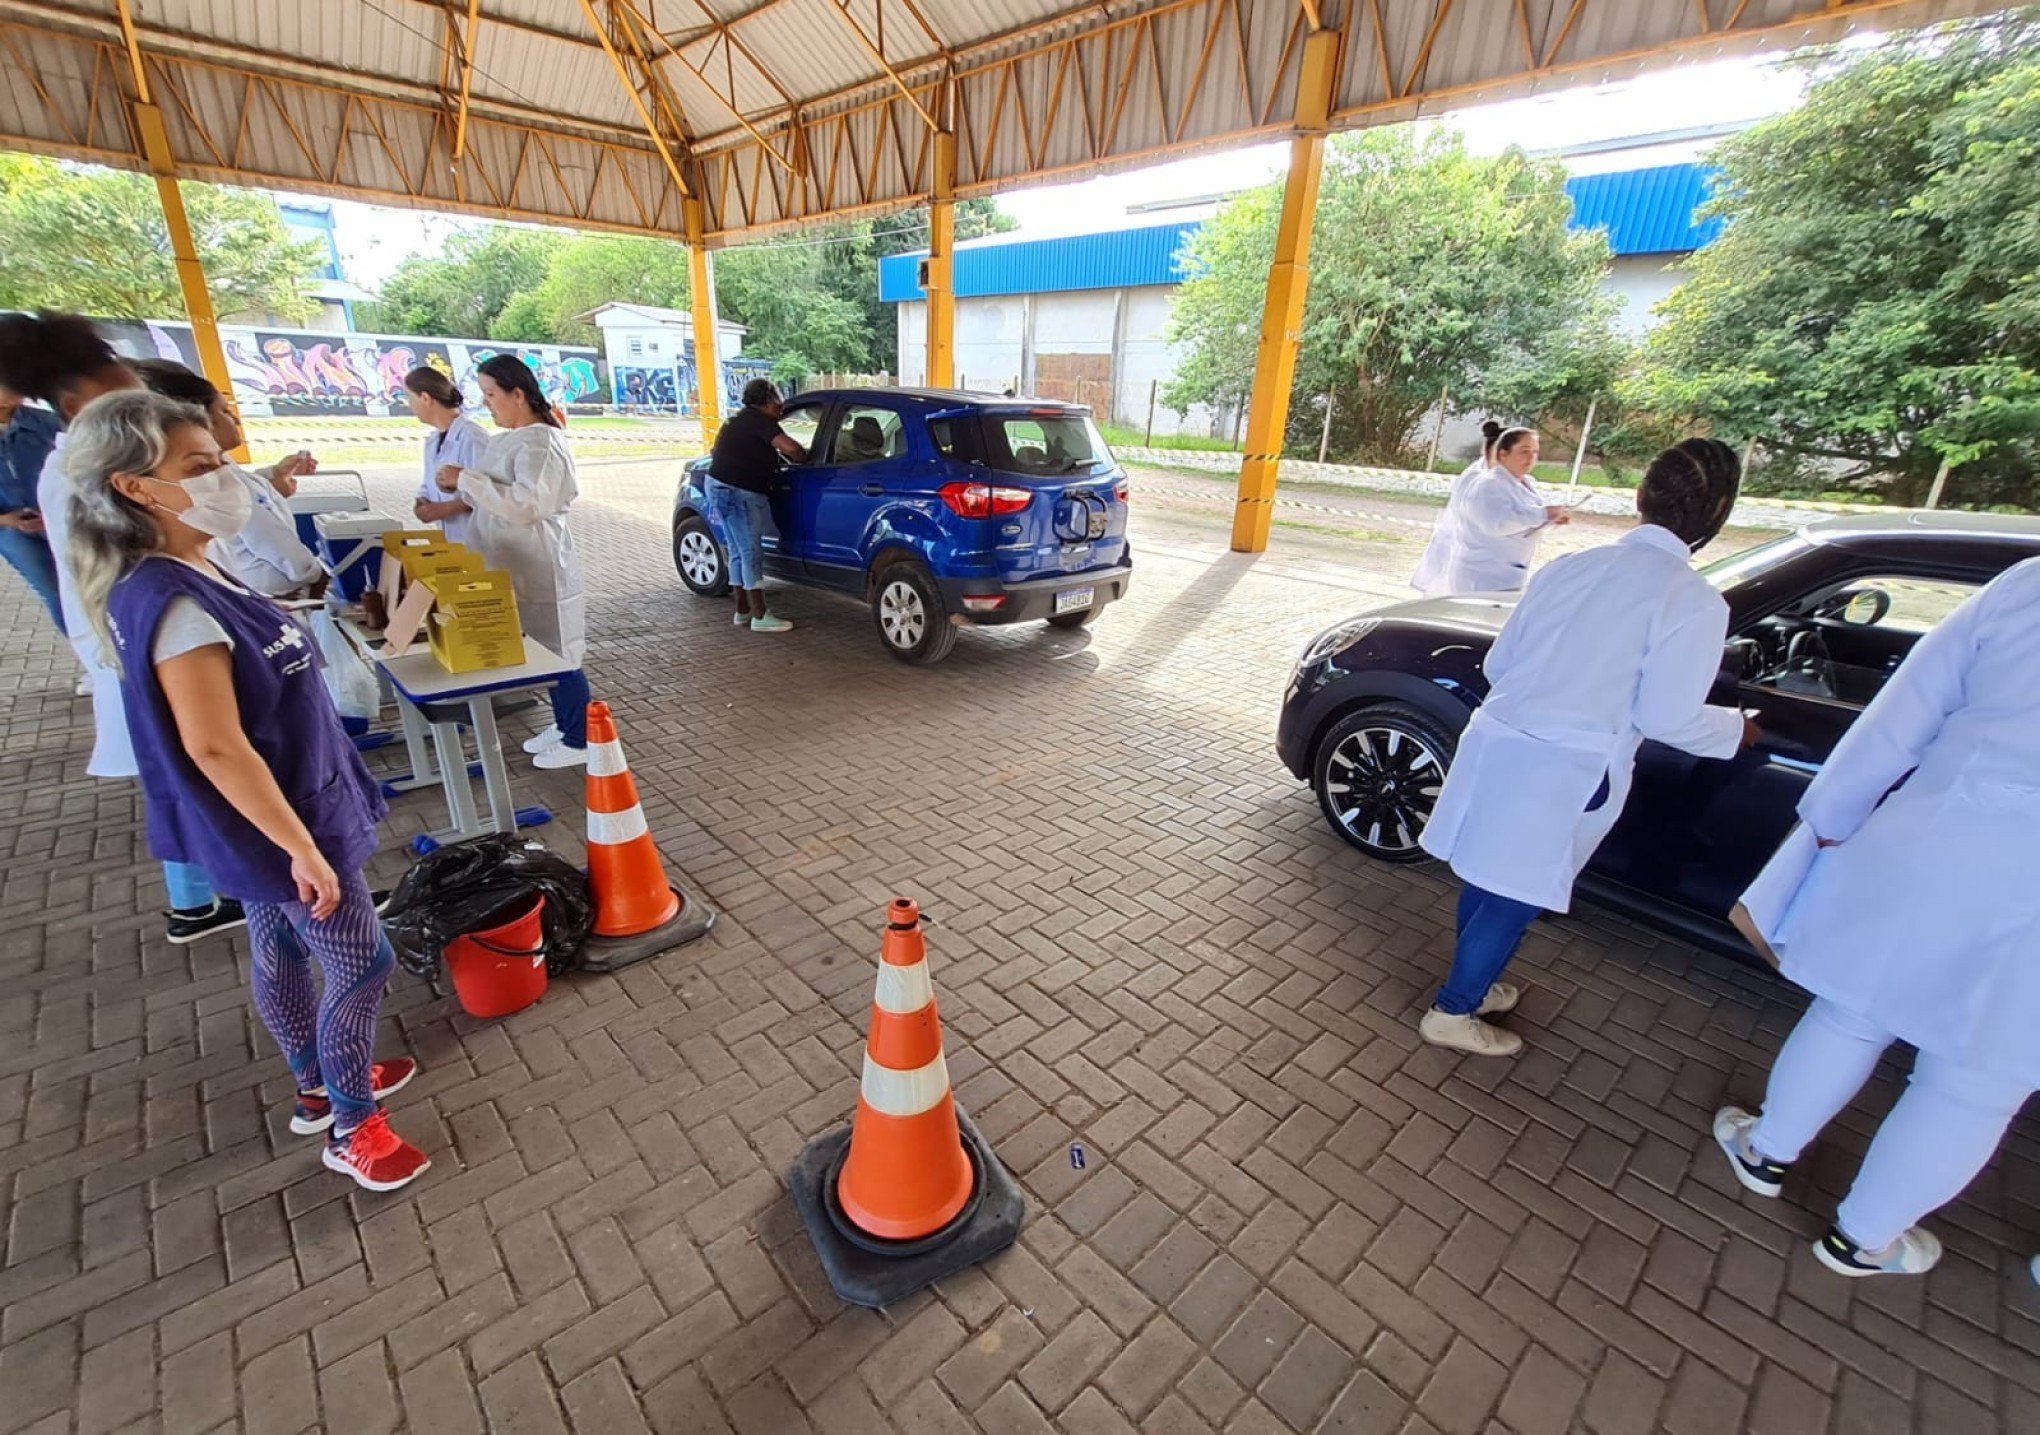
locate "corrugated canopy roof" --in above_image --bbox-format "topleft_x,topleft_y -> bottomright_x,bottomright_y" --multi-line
0,1 -> 2002,244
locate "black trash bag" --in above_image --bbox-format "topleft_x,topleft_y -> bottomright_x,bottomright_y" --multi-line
383,833 -> 594,981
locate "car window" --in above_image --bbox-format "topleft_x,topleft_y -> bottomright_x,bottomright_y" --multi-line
983,412 -> 1111,475
1739,572 -> 1980,709
828,406 -> 905,466
779,404 -> 823,458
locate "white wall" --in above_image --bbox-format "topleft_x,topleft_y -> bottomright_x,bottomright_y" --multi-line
895,286 -> 1221,436
1603,254 -> 1689,335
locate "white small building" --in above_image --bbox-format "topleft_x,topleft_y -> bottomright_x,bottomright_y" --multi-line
582,302 -> 749,412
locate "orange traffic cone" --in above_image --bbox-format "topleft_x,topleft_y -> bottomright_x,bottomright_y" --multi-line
584,702 -> 680,937
835,898 -> 975,1239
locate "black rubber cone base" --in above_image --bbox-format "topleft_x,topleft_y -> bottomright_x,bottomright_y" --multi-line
787,1103 -> 1025,1310
576,885 -> 716,974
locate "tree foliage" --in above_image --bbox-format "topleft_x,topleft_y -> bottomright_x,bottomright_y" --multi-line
0,155 -> 325,323
357,226 -> 561,338
355,198 -> 1014,382
1627,14 -> 2040,506
1165,129 -> 1617,464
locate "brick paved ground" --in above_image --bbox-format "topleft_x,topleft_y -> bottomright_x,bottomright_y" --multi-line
2,456 -> 2036,1434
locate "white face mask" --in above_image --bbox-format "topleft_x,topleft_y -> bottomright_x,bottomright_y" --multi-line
151,466 -> 253,539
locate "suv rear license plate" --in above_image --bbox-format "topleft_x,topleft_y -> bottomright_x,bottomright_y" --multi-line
1056,587 -> 1095,615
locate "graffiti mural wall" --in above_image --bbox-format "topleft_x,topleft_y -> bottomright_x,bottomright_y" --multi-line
98,320 -> 601,417
613,357 -> 775,414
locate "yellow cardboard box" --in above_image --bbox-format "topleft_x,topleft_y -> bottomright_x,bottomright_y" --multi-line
423,569 -> 526,674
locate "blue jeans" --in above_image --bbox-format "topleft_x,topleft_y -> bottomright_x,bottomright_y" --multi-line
1436,884 -> 1543,1015
708,478 -> 769,589
163,860 -> 217,913
0,527 -> 64,630
1435,773 -> 1611,1015
551,668 -> 590,749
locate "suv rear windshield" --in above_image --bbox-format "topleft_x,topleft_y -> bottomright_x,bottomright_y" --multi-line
982,412 -> 1112,476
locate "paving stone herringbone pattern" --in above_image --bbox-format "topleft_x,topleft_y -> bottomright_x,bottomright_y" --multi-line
1,459 -> 2035,1434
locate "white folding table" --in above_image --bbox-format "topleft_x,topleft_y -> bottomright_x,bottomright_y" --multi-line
338,615 -> 575,852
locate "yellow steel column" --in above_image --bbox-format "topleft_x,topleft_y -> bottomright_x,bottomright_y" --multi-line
684,196 -> 723,446
116,0 -> 246,458
925,130 -> 957,390
1230,27 -> 1341,553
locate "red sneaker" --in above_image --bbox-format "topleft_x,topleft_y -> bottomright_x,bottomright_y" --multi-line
290,1059 -> 420,1135
322,1111 -> 431,1192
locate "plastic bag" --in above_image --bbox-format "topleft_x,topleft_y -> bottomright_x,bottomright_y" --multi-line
310,607 -> 381,721
382,833 -> 594,981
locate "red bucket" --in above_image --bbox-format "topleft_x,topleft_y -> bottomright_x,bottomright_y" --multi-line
444,895 -> 548,1018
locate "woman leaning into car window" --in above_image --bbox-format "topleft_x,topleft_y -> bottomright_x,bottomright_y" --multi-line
1714,555 -> 2040,1279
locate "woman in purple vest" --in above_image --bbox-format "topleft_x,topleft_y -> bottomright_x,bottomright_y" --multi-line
64,389 -> 429,1192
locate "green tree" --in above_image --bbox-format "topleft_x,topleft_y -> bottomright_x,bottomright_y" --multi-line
492,233 -> 693,345
358,225 -> 560,338
0,155 -> 325,322
1628,14 -> 2040,506
716,240 -> 873,389
1166,130 -> 1614,464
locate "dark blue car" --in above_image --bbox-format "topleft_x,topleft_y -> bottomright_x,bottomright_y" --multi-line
1277,513 -> 2040,957
671,388 -> 1132,663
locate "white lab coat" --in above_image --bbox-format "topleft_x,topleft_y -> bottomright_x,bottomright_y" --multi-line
1411,460 -> 1488,597
39,435 -> 135,777
1741,557 -> 2040,1087
417,415 -> 488,548
1420,523 -> 1744,911
208,462 -> 323,597
454,424 -> 587,665
1441,469 -> 1552,594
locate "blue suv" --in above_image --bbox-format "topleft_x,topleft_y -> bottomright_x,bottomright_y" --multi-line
671,388 -> 1132,664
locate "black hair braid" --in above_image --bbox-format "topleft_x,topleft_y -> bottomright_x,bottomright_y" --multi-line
1638,437 -> 1742,550
0,311 -> 120,406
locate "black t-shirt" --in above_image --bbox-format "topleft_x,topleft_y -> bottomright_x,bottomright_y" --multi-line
708,405 -> 787,493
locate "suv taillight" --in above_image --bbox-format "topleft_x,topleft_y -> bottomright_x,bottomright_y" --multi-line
938,481 -> 1031,518
1115,479 -> 1129,504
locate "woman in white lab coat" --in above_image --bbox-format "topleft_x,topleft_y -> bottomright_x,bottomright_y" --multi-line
1713,559 -> 2040,1279
404,366 -> 487,548
1411,420 -> 1503,597
434,354 -> 590,770
1417,438 -> 1750,1057
1438,427 -> 1571,595
134,361 -> 324,598
0,313 -> 238,944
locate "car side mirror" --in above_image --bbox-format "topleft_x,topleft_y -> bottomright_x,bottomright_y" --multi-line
1840,587 -> 1891,626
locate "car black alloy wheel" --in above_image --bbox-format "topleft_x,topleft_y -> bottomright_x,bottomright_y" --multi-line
1312,703 -> 1454,862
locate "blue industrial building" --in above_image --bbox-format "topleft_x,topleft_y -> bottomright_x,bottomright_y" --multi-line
882,162 -> 1718,433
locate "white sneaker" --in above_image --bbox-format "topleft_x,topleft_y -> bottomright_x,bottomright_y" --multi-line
533,743 -> 589,770
1712,1106 -> 1789,1198
521,726 -> 564,754
1477,981 -> 1520,1016
1418,1008 -> 1522,1057
733,611 -> 753,627
1814,1226 -> 1942,1278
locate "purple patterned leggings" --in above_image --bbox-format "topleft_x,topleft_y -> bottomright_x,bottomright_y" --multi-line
246,873 -> 394,1132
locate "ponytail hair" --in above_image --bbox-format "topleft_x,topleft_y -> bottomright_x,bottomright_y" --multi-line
64,390 -> 210,664
404,365 -> 464,409
1479,420 -> 1504,463
1493,425 -> 1535,458
477,354 -> 561,428
1638,437 -> 1742,552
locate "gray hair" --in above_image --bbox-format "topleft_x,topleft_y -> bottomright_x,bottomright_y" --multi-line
65,390 -> 209,665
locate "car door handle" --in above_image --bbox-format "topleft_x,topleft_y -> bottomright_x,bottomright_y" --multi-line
858,483 -> 885,497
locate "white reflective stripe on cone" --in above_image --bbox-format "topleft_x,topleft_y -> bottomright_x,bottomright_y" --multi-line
860,1051 -> 951,1118
587,804 -> 650,846
873,960 -> 934,1016
587,740 -> 628,778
